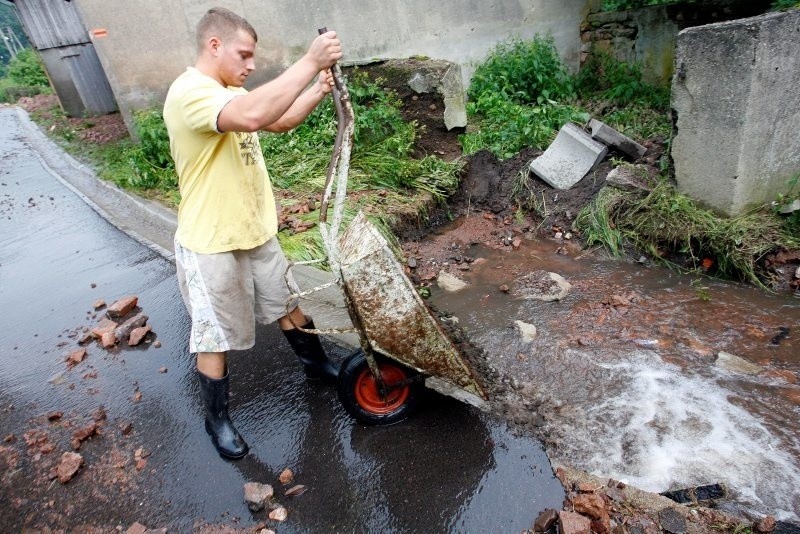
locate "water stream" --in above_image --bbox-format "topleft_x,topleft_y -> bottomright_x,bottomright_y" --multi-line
428,224 -> 800,521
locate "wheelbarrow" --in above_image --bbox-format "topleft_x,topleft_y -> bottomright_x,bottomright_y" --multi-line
284,30 -> 487,425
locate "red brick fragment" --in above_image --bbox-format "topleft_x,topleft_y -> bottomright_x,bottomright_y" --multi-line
66,348 -> 87,367
57,451 -> 83,483
106,295 -> 138,318
128,325 -> 152,346
91,318 -> 118,339
101,331 -> 117,348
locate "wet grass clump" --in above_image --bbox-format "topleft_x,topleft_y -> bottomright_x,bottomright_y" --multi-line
574,176 -> 800,287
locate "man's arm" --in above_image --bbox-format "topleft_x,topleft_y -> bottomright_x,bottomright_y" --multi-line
217,32 -> 341,133
263,71 -> 333,133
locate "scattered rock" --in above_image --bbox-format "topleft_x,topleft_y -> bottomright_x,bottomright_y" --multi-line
558,510 -> 591,534
533,509 -> 558,532
572,493 -> 611,533
437,271 -> 468,292
244,482 -> 274,512
658,507 -> 687,533
514,320 -> 538,342
107,295 -> 138,318
93,299 -> 106,310
278,468 -> 294,485
66,348 -> 87,367
715,351 -> 762,375
115,313 -> 148,342
57,451 -> 83,483
71,422 -> 99,450
47,411 -> 63,421
91,318 -> 118,339
755,515 -> 777,533
511,270 -> 572,301
101,331 -> 117,348
268,506 -> 288,522
128,325 -> 152,346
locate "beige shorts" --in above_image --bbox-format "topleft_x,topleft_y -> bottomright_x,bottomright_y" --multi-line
174,237 -> 299,353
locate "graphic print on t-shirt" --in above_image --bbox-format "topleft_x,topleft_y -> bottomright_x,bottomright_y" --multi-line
236,132 -> 259,166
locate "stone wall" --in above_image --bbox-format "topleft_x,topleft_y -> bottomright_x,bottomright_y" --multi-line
581,6 -> 678,85
671,9 -> 800,216
71,0 -> 597,130
580,1 -> 777,86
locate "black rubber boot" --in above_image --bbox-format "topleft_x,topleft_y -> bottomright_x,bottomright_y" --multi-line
197,370 -> 249,459
282,317 -> 340,383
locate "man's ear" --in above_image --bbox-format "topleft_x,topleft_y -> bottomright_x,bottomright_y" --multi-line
208,36 -> 222,56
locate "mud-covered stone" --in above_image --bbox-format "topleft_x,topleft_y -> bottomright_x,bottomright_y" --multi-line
244,482 -> 273,512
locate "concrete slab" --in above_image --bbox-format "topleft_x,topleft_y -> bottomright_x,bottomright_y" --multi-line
588,118 -> 647,160
529,123 -> 608,190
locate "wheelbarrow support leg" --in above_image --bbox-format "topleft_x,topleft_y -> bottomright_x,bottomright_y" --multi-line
282,316 -> 340,383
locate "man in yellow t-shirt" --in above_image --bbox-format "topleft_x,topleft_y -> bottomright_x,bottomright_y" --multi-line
163,7 -> 342,460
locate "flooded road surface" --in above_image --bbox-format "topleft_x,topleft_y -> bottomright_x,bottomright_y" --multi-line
428,220 -> 800,523
0,107 -> 565,531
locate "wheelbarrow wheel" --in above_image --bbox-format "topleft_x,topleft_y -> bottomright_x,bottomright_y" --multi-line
337,350 -> 423,425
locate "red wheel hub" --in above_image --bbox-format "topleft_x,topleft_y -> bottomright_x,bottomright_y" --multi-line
354,363 -> 410,415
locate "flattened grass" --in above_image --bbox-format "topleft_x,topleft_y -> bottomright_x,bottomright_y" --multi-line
575,178 -> 800,287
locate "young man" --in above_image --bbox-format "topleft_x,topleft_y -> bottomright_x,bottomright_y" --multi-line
163,7 -> 343,460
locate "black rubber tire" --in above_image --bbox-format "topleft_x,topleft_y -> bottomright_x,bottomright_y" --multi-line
336,349 -> 423,425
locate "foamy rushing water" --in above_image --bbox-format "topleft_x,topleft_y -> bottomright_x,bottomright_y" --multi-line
560,351 -> 800,521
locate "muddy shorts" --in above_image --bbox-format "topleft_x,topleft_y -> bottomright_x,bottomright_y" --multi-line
174,237 -> 300,353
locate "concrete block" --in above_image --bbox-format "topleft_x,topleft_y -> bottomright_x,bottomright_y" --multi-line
529,123 -> 608,190
588,119 -> 647,160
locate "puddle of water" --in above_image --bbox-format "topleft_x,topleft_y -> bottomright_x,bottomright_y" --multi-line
429,230 -> 800,521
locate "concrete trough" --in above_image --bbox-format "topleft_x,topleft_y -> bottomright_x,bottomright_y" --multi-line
529,123 -> 608,190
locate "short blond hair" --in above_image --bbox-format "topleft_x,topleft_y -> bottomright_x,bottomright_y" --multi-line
196,7 -> 257,51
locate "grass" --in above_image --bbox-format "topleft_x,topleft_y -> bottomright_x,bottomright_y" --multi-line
574,177 -> 800,287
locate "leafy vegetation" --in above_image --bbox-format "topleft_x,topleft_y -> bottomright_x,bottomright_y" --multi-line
0,3 -> 29,67
0,47 -> 51,102
771,0 -> 800,9
126,108 -> 177,191
461,35 -> 670,160
460,36 -> 589,159
601,0 -> 684,11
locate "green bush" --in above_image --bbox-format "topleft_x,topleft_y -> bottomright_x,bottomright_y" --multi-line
460,93 -> 587,158
7,48 -> 49,88
576,50 -> 669,109
126,109 -> 176,189
772,0 -> 800,9
468,36 -> 575,106
461,35 -> 589,159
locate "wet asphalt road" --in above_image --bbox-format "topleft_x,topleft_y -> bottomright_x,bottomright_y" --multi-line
0,107 -> 564,531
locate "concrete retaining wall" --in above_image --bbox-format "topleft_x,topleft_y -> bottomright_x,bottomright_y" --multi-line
671,9 -> 800,216
71,0 -> 596,129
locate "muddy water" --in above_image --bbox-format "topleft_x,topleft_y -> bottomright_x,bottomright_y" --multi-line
428,222 -> 800,522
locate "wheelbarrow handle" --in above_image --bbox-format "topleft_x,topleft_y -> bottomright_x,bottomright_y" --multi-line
316,27 -> 354,235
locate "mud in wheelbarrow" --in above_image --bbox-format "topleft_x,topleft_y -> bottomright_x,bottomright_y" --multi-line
332,211 -> 488,425
289,31 -> 488,425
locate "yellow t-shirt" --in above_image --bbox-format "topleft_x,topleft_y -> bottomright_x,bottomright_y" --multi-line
163,67 -> 278,253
